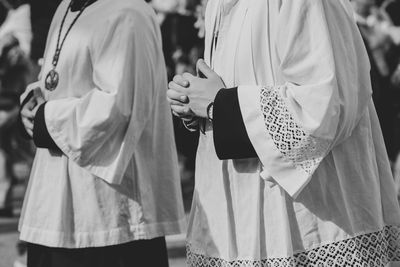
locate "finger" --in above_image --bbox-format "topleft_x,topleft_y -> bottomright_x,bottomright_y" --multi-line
21,108 -> 35,119
167,97 -> 186,106
33,87 -> 44,98
26,128 -> 33,138
24,97 -> 38,110
167,88 -> 189,102
168,81 -> 187,94
182,72 -> 195,82
196,59 -> 215,79
20,88 -> 36,106
172,111 -> 186,118
172,111 -> 194,120
25,128 -> 33,138
172,110 -> 193,120
173,75 -> 189,87
22,117 -> 33,131
31,104 -> 42,116
20,82 -> 41,103
33,88 -> 46,105
171,104 -> 192,116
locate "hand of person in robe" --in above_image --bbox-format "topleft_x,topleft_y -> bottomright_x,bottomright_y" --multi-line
167,74 -> 194,120
168,59 -> 225,118
20,87 -> 45,137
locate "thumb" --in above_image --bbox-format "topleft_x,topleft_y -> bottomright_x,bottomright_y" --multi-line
33,87 -> 45,99
33,88 -> 46,106
21,82 -> 40,104
196,59 -> 215,79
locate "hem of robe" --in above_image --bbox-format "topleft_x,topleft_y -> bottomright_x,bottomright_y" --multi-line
186,224 -> 400,264
237,85 -> 311,199
19,217 -> 187,248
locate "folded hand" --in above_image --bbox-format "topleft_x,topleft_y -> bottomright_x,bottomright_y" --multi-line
167,59 -> 225,119
20,86 -> 45,137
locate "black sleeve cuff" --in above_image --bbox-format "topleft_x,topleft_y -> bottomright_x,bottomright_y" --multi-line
33,103 -> 60,151
17,90 -> 34,139
213,87 -> 257,160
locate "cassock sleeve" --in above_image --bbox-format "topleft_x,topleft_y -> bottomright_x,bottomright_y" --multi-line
213,87 -> 257,159
235,0 -> 372,198
33,103 -> 60,151
43,12 -> 158,184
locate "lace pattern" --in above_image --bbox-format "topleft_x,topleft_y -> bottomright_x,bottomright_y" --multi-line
260,86 -> 330,174
187,226 -> 400,267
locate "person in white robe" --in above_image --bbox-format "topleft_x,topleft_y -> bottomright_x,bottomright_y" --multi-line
18,0 -> 186,266
168,0 -> 400,266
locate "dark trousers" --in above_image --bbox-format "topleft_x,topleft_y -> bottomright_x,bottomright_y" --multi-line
27,237 -> 169,267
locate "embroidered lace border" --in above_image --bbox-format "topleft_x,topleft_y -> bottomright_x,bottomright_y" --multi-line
187,225 -> 400,267
260,86 -> 331,175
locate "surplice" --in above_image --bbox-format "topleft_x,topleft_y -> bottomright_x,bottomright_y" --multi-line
187,0 -> 400,266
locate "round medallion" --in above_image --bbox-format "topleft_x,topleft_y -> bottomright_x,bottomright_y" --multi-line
45,69 -> 59,91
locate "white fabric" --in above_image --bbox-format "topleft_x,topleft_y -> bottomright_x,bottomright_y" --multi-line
19,0 -> 186,248
0,4 -> 32,56
187,0 -> 400,265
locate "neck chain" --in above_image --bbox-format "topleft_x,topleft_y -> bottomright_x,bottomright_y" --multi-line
45,0 -> 90,91
210,1 -> 223,70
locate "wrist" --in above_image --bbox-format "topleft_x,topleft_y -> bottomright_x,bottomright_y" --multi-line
206,102 -> 214,121
182,117 -> 199,132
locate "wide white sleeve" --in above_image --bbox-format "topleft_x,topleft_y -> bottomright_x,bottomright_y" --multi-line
44,13 -> 156,184
238,0 -> 372,198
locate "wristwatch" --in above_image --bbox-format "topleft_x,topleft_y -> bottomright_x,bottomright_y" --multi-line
207,102 -> 214,121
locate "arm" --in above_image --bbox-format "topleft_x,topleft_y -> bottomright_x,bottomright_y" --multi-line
196,0 -> 371,198
167,0 -> 371,197
235,0 -> 371,197
43,11 -> 159,184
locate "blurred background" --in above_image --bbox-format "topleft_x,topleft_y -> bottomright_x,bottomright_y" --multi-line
0,0 -> 399,266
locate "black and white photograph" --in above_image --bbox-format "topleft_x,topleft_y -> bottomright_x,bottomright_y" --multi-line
1,0 -> 400,266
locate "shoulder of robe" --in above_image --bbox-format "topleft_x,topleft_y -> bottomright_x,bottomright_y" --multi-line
92,0 -> 157,36
100,0 -> 156,23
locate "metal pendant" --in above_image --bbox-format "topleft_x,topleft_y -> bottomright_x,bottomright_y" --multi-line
45,69 -> 59,91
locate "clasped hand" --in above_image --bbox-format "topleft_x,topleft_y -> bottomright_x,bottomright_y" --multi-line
20,83 -> 46,137
167,59 -> 225,119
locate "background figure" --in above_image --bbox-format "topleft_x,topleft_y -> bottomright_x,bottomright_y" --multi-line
352,0 -> 400,162
0,0 -> 31,55
352,0 -> 400,200
0,0 -> 33,217
381,0 -> 400,26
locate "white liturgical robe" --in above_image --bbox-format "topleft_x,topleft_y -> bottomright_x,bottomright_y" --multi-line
187,0 -> 400,266
18,0 -> 186,248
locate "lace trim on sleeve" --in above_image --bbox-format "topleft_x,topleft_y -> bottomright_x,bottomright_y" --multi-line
260,86 -> 331,174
